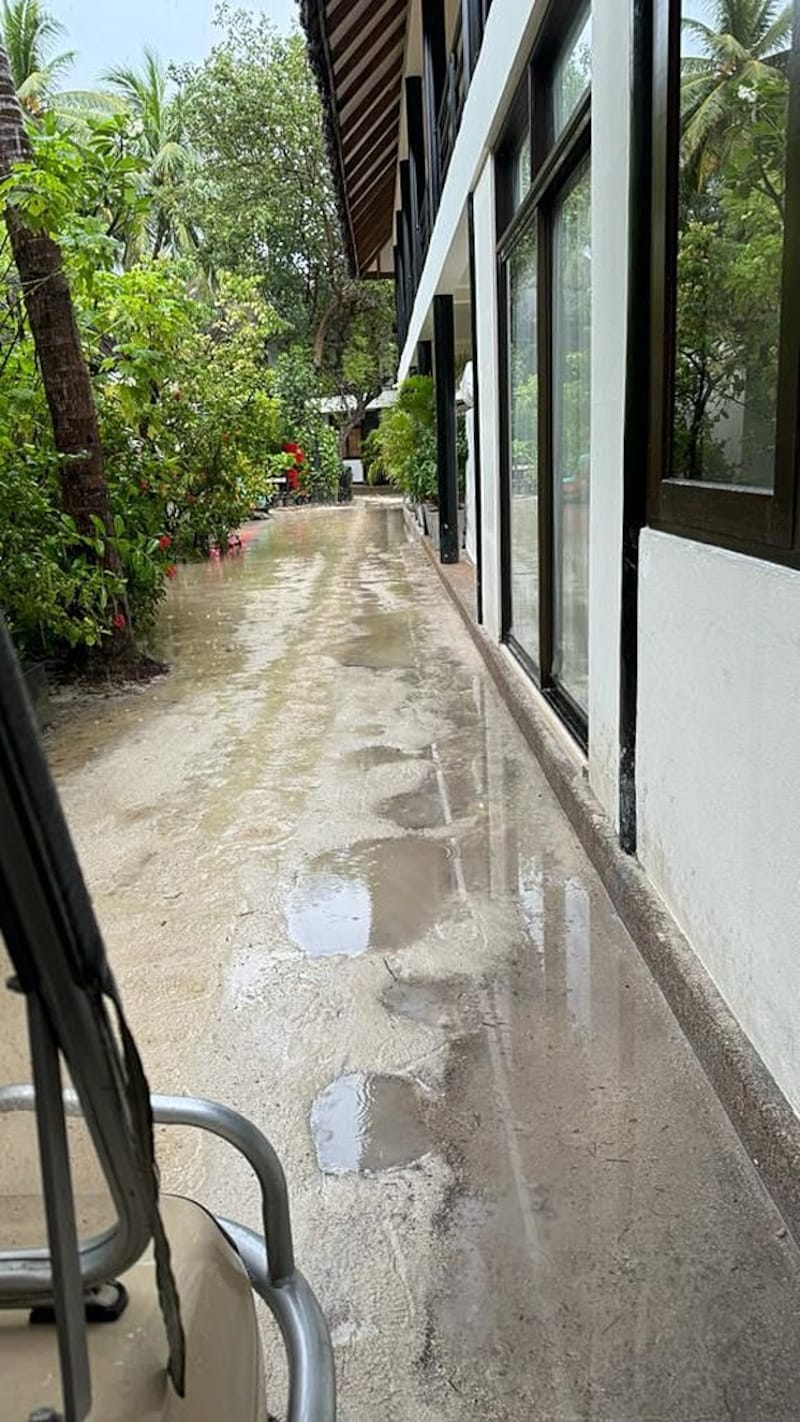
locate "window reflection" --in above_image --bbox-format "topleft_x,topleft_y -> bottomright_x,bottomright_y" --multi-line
673,0 -> 790,489
553,6 -> 592,138
552,158 -> 591,712
513,131 -> 532,210
507,223 -> 539,669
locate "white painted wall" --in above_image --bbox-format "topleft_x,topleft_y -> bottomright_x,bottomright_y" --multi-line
588,0 -> 630,824
472,157 -> 502,641
637,530 -> 800,1113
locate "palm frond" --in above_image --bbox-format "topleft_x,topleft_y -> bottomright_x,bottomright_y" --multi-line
0,0 -> 71,91
756,7 -> 793,58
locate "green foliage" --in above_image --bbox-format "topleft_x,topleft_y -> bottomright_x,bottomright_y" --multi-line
0,2 -> 388,664
180,9 -> 339,339
103,47 -> 199,264
273,345 -> 342,501
0,119 -> 289,656
317,280 -> 396,452
368,376 -> 438,504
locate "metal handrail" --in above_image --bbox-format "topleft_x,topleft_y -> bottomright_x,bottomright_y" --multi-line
0,1084 -> 336,1422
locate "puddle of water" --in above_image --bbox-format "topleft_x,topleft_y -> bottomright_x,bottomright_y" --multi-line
286,837 -> 456,957
286,867 -> 372,957
310,1072 -> 429,1174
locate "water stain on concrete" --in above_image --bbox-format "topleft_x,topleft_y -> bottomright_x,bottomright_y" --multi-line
344,745 -> 418,771
382,976 -> 482,1035
311,1072 -> 430,1174
378,765 -> 480,831
336,612 -> 413,670
285,836 -> 456,957
378,772 -> 447,830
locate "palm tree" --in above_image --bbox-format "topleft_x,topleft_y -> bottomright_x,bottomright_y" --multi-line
681,0 -> 792,187
0,39 -> 116,544
0,0 -> 119,123
103,48 -> 198,261
0,0 -> 73,110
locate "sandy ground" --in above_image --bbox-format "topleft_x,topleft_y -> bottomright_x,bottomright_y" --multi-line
2,503 -> 800,1420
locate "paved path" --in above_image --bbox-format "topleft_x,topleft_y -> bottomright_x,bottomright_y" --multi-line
5,504 -> 799,1419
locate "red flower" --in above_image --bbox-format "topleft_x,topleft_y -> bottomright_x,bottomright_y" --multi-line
139,479 -> 150,492
166,563 -> 178,579
113,611 -> 126,630
158,534 -> 171,550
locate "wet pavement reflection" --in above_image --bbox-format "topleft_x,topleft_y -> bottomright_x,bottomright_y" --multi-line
8,503 -> 799,1421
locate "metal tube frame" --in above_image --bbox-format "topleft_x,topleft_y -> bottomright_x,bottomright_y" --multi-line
0,1085 -> 336,1422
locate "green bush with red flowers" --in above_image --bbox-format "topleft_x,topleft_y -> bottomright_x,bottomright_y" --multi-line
0,251 -> 291,659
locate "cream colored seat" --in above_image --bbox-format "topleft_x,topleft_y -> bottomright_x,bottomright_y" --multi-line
0,1196 -> 267,1421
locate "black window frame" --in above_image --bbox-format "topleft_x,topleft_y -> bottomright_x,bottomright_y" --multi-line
647,0 -> 800,566
496,0 -> 592,750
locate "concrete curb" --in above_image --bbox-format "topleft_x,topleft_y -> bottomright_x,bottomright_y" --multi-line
405,504 -> 800,1242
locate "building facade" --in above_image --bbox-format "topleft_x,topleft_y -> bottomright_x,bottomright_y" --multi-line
303,0 -> 800,1122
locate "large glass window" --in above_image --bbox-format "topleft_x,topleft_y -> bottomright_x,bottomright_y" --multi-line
673,0 -> 789,490
498,1 -> 592,745
552,158 -> 591,712
507,225 -> 539,668
648,0 -> 800,557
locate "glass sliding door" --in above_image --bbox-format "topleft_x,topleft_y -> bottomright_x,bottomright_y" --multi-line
507,223 -> 540,670
496,0 -> 592,746
552,157 -> 591,713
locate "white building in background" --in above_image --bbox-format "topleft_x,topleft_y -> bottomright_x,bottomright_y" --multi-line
314,387 -> 398,483
302,0 -> 800,1174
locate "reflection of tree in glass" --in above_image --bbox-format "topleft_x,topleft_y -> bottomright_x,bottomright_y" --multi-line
554,164 -> 591,489
555,11 -> 592,137
674,2 -> 791,487
509,227 -> 538,497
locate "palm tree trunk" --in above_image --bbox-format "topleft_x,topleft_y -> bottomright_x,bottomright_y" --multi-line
0,43 -> 114,543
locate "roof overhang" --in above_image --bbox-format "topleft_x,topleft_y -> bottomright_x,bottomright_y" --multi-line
301,0 -> 408,277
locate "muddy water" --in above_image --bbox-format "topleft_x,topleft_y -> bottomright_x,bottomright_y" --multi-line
4,503 -> 800,1421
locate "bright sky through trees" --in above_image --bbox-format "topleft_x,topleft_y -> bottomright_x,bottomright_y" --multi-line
51,0 -> 297,86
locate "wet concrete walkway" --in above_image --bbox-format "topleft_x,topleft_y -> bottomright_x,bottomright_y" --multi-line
19,506 -> 800,1416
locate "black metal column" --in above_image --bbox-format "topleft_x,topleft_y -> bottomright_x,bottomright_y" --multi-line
422,0 -> 446,219
433,294 -> 459,564
399,159 -> 413,306
467,193 -> 483,621
406,77 -> 425,279
393,243 -> 402,344
462,0 -> 481,84
619,0 -> 653,853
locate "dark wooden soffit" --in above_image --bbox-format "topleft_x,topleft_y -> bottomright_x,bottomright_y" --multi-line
301,0 -> 408,274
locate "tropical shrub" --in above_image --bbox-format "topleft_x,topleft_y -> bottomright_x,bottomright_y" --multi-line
368,375 -> 437,502
368,374 -> 467,505
0,122 -> 289,657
